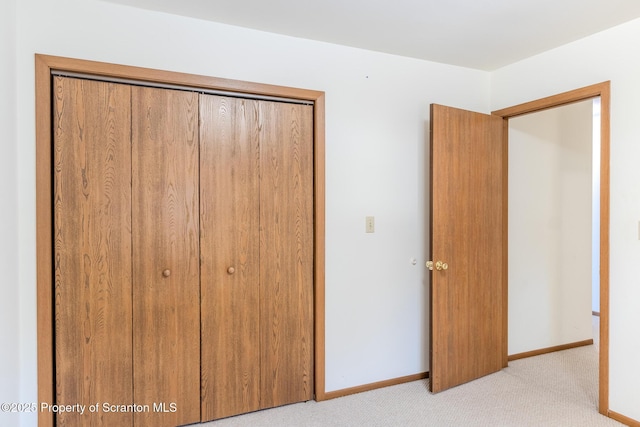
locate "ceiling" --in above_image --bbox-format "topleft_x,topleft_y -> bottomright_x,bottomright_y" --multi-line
105,0 -> 640,70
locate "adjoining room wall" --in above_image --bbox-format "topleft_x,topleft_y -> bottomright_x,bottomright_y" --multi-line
508,100 -> 594,355
592,98 -> 601,314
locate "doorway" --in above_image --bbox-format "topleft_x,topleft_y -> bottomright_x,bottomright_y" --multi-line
507,98 -> 598,356
492,81 -> 611,415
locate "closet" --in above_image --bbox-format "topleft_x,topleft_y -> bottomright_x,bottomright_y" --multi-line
53,76 -> 314,426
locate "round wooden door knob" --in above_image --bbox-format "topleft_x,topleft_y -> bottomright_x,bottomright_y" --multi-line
227,267 -> 235,275
162,269 -> 171,278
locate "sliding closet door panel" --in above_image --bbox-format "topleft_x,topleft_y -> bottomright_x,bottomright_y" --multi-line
200,95 -> 261,421
259,101 -> 314,407
131,87 -> 200,427
53,77 -> 133,426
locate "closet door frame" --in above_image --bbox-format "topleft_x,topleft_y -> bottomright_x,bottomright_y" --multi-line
35,54 -> 326,427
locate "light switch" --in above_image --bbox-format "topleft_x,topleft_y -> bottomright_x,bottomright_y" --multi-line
365,216 -> 375,233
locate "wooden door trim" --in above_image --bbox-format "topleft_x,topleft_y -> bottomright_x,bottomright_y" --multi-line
35,54 -> 327,427
492,81 -> 611,416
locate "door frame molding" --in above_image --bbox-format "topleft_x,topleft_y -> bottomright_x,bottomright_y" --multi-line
492,81 -> 611,416
35,54 -> 327,427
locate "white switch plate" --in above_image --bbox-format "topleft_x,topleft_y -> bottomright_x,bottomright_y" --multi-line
366,216 -> 375,233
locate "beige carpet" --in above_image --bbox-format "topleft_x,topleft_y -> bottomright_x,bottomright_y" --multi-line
203,317 -> 622,427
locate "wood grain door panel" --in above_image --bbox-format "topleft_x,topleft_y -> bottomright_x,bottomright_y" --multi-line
259,101 -> 314,407
53,77 -> 134,426
429,104 -> 505,393
200,95 -> 261,421
131,86 -> 201,426
201,97 -> 315,418
54,78 -> 314,425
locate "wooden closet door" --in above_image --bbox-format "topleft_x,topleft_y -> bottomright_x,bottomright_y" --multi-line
200,96 -> 314,419
259,100 -> 314,408
53,77 -> 133,426
200,95 -> 261,420
131,86 -> 201,427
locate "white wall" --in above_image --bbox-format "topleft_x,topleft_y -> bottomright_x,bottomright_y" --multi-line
6,0 -> 491,425
492,18 -> 640,421
10,1 -> 639,424
592,99 -> 601,314
0,0 -> 20,426
508,100 -> 593,355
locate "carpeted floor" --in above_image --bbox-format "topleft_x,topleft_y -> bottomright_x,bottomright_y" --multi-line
203,317 -> 621,427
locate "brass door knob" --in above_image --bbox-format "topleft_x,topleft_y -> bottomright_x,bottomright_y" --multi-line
426,261 -> 448,271
162,269 -> 171,278
435,261 -> 448,271
227,267 -> 235,275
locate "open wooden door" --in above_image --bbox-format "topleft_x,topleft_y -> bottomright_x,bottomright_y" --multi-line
429,104 -> 507,393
